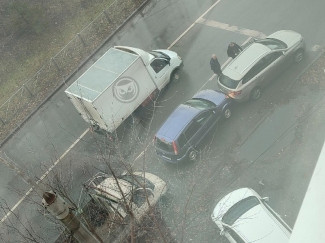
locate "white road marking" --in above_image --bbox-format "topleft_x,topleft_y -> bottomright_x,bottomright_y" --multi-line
134,36 -> 255,162
197,18 -> 266,38
133,141 -> 152,163
134,6 -> 265,163
0,128 -> 89,223
2,0 -> 268,224
167,0 -> 223,50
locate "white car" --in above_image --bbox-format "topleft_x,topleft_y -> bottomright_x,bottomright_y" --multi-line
211,188 -> 292,243
85,171 -> 167,222
218,30 -> 305,101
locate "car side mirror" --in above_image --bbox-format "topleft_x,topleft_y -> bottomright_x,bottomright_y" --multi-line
164,57 -> 171,66
262,196 -> 269,202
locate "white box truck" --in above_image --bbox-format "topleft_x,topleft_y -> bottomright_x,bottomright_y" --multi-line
65,46 -> 182,134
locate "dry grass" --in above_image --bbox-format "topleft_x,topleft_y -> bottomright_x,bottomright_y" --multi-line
0,0 -> 116,103
300,51 -> 325,88
0,0 -> 146,143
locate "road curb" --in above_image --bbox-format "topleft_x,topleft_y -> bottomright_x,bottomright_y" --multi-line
0,0 -> 151,148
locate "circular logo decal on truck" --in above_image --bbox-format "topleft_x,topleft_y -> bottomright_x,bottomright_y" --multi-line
113,77 -> 139,103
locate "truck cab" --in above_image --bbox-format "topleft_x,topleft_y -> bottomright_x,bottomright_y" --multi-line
114,46 -> 182,90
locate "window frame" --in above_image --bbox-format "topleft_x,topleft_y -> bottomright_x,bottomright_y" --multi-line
183,111 -> 213,141
150,58 -> 169,73
183,120 -> 201,141
225,226 -> 246,243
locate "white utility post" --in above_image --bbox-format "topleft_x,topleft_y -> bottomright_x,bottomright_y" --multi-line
42,191 -> 102,243
0,153 -> 102,243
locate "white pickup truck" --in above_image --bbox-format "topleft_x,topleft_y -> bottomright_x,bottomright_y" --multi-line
65,46 -> 182,134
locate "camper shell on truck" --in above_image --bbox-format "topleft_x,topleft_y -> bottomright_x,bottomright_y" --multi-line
65,46 -> 182,133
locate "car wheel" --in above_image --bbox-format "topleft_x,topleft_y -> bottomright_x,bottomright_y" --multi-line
188,149 -> 198,161
250,87 -> 261,101
294,49 -> 304,63
170,68 -> 180,82
224,108 -> 231,119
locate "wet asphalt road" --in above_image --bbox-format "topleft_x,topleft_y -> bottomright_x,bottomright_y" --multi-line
1,0 -> 325,242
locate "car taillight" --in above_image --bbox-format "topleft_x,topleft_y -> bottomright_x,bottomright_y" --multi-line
172,141 -> 178,155
229,90 -> 242,98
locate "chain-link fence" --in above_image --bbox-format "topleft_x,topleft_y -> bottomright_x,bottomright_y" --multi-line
0,0 -> 147,144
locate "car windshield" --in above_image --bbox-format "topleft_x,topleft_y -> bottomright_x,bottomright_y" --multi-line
184,98 -> 216,110
219,74 -> 240,89
222,196 -> 260,225
257,38 -> 287,50
149,50 -> 169,59
122,174 -> 155,190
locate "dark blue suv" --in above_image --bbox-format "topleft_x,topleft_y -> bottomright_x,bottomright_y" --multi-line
154,90 -> 232,163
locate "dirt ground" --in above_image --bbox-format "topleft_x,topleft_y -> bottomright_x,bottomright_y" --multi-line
300,52 -> 325,88
0,0 -> 114,91
0,0 -> 146,144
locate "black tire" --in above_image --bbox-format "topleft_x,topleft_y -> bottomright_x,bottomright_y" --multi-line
170,68 -> 180,82
188,149 -> 198,161
250,87 -> 261,101
223,107 -> 231,119
163,69 -> 180,93
294,49 -> 304,63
